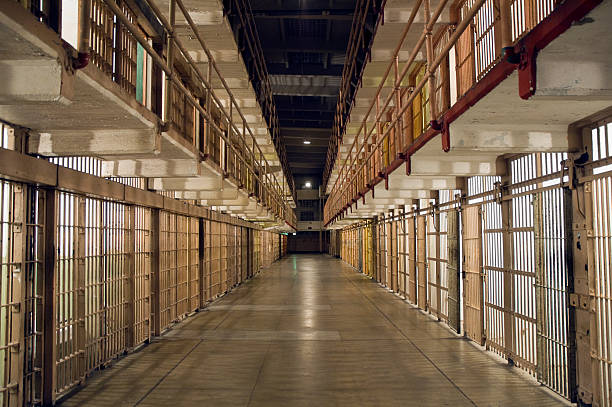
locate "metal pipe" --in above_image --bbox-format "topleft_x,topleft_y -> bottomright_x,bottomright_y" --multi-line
164,0 -> 176,124
394,55 -> 403,150
500,0 -> 518,62
423,0 -> 439,123
73,0 -> 91,69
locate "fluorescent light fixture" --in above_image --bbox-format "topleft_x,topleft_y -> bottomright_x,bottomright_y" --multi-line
305,181 -> 312,188
303,140 -> 311,144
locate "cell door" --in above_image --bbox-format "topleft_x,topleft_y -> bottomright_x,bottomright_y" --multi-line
387,220 -> 394,290
398,217 -> 407,296
378,222 -> 387,284
407,216 -> 417,304
447,209 -> 461,333
358,228 -> 363,272
367,224 -> 375,278
462,205 -> 485,345
417,215 -> 428,310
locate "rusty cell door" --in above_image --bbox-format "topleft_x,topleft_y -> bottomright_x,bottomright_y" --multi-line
462,205 -> 485,345
447,208 -> 461,333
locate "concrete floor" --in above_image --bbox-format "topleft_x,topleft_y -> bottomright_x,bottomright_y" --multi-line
59,254 -> 569,406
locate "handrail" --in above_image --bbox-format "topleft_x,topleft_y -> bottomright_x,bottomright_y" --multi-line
99,0 -> 295,226
225,0 -> 296,202
322,0 -> 384,190
324,0 -> 563,225
326,0 -> 452,218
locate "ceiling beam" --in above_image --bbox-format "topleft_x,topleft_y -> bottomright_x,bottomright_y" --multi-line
268,63 -> 343,76
287,162 -> 326,169
250,2 -> 354,12
278,111 -> 334,121
278,106 -> 336,113
272,85 -> 339,97
280,120 -> 334,128
284,139 -> 329,146
265,44 -> 347,54
280,127 -> 332,134
283,134 -> 330,141
288,151 -> 328,158
253,13 -> 353,21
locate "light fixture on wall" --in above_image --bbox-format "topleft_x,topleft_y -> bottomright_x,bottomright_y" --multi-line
304,181 -> 312,188
303,140 -> 311,144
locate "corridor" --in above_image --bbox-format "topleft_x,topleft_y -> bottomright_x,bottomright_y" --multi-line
60,255 -> 567,406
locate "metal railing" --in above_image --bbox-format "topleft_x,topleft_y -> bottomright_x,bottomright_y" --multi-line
223,0 -> 296,202
322,0 -> 385,191
14,0 -> 297,228
323,0 -> 559,225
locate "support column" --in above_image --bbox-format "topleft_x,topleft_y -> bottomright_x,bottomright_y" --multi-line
571,129 -> 596,405
433,193 -> 442,320
76,197 -> 86,381
10,184 -> 27,407
499,160 -> 515,365
389,209 -> 398,292
198,218 -> 205,307
372,216 -> 378,281
42,189 -> 56,407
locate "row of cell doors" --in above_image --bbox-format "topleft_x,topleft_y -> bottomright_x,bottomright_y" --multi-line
345,208 -> 479,340
346,201 -> 570,397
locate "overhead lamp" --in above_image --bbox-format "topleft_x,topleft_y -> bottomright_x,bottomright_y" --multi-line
303,140 -> 311,144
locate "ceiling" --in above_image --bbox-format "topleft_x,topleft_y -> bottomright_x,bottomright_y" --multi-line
248,0 -> 355,185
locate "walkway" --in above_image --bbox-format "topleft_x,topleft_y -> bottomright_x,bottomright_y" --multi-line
60,254 -> 568,406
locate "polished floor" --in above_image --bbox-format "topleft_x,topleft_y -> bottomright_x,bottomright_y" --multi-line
60,254 -> 568,406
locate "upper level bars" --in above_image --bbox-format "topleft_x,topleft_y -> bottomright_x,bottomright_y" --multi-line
322,0 -> 385,189
323,0 -> 572,225
223,0 -> 296,202
14,0 -> 296,228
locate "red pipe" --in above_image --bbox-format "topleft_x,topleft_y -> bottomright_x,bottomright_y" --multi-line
73,52 -> 90,70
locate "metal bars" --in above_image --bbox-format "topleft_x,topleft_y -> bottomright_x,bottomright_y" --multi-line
590,120 -> 612,406
534,188 -> 571,397
0,180 -> 36,406
31,0 -> 296,224
134,207 -> 151,346
335,153 -> 577,400
324,0 -> 564,225
330,116 -> 612,405
0,147 -> 287,405
447,208 -> 461,332
463,205 -> 485,344
89,0 -> 138,95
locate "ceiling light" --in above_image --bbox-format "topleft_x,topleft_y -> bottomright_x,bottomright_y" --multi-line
303,140 -> 311,144
305,181 -> 312,188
